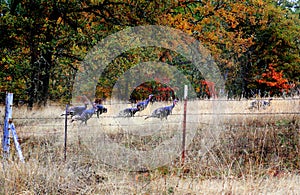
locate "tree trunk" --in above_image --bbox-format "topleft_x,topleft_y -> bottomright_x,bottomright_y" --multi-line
27,34 -> 38,110
38,55 -> 51,107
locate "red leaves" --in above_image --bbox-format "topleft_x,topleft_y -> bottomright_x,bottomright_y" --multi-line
131,81 -> 175,101
257,64 -> 290,93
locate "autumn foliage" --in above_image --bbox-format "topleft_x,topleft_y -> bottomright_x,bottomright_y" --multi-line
257,64 -> 290,95
195,80 -> 217,99
130,81 -> 175,102
0,0 -> 299,105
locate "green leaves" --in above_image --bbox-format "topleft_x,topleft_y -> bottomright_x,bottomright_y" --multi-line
0,0 -> 299,104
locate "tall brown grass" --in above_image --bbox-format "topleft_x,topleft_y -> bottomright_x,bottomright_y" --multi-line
0,99 -> 299,194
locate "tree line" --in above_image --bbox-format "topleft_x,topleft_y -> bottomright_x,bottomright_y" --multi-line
1,0 -> 299,108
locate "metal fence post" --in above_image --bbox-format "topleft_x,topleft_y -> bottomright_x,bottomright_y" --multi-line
182,85 -> 188,166
64,104 -> 68,161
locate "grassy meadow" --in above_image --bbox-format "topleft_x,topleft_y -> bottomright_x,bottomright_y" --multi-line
0,98 -> 299,194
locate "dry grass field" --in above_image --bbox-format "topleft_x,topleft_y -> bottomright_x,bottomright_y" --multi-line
0,98 -> 299,194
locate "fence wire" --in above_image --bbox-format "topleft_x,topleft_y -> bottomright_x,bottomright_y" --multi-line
1,98 -> 299,138
0,112 -> 297,137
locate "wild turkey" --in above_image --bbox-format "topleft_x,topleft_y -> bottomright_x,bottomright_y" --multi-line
261,98 -> 272,109
61,103 -> 88,118
145,99 -> 178,120
136,94 -> 154,111
248,98 -> 272,110
96,104 -> 108,118
71,103 -> 98,124
249,99 -> 259,110
119,107 -> 140,117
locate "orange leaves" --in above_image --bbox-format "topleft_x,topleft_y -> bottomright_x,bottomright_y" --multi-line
96,86 -> 111,99
257,64 -> 290,92
199,80 -> 217,98
5,76 -> 12,81
222,11 -> 239,29
159,50 -> 172,63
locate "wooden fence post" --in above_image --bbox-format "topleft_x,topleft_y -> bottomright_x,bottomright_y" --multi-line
2,92 -> 13,159
10,123 -> 25,163
2,92 -> 25,162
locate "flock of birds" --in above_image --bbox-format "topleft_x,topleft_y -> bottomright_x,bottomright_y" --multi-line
248,98 -> 273,110
62,94 -> 179,124
61,95 -> 273,125
61,102 -> 107,124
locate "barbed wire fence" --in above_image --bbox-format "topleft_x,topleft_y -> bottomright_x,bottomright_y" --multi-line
1,99 -> 299,130
1,97 -> 299,164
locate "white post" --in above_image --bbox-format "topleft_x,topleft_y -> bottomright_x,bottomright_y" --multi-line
2,92 -> 25,163
184,85 -> 188,99
10,124 -> 25,163
2,92 -> 13,159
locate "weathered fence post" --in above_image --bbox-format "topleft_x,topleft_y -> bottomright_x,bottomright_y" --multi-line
181,85 -> 188,166
2,92 -> 25,162
64,104 -> 68,161
2,92 -> 13,159
10,123 -> 25,163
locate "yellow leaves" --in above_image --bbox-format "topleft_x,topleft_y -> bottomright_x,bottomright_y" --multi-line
56,17 -> 63,25
255,0 -> 264,6
249,16 -> 256,25
160,14 -> 193,35
205,31 -> 218,42
193,25 -> 202,33
89,0 -> 104,5
22,47 -> 30,54
71,45 -> 87,56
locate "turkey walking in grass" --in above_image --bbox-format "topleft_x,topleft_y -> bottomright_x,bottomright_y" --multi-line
61,103 -> 88,118
119,107 -> 140,117
136,94 -> 154,111
96,104 -> 108,118
71,103 -> 98,124
145,99 -> 178,120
